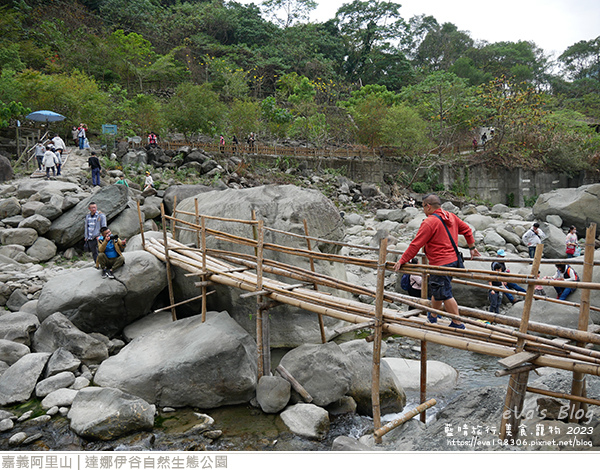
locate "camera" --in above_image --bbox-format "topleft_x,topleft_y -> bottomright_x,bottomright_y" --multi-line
110,234 -> 119,241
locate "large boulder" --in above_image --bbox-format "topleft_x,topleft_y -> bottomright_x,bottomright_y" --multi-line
0,339 -> 30,365
162,184 -> 215,215
0,197 -> 21,218
26,237 -> 58,262
68,387 -> 155,440
533,184 -> 600,232
383,358 -> 459,393
94,311 -> 258,408
0,352 -> 50,406
46,184 -> 129,248
108,201 -> 145,240
36,251 -> 168,336
15,180 -> 80,199
174,185 -> 349,347
339,339 -> 406,416
32,312 -> 109,364
278,342 -> 352,407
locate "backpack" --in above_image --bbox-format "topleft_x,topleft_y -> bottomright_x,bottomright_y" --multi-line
566,265 -> 579,281
400,274 -> 411,292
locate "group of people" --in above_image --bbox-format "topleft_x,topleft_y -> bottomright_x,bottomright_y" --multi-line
35,133 -> 66,179
72,124 -> 88,150
84,202 -> 126,279
395,194 -> 583,328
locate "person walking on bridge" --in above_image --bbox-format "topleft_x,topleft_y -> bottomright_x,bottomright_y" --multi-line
394,194 -> 481,329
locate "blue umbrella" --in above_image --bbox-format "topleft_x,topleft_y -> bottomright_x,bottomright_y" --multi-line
26,110 -> 66,123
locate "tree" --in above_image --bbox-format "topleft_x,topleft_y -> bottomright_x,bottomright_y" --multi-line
380,103 -> 430,154
415,22 -> 473,71
335,0 -> 411,88
400,71 -> 479,151
0,100 -> 30,128
558,37 -> 600,82
261,0 -> 317,28
167,83 -> 226,139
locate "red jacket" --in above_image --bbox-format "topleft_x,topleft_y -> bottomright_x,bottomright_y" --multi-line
399,208 -> 475,266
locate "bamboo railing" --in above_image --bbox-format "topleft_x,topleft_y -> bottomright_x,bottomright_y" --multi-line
141,204 -> 600,442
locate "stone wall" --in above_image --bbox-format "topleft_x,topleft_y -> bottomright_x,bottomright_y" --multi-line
251,154 -> 599,206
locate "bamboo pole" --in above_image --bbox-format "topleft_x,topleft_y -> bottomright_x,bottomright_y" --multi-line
160,204 -> 177,322
144,238 -> 600,377
371,237 -> 388,444
500,244 -> 543,440
419,252 -> 429,424
570,223 -> 596,421
136,201 -> 145,250
200,212 -> 207,322
172,195 -> 177,239
374,399 -> 437,439
303,219 -> 326,343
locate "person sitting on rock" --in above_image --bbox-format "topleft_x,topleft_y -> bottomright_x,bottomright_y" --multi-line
97,226 -> 126,279
550,263 -> 579,301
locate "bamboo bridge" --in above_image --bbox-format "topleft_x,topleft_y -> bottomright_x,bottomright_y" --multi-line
137,200 -> 600,444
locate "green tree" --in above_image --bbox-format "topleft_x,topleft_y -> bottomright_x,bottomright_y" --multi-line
261,0 -> 317,28
380,103 -> 430,154
558,37 -> 600,82
0,100 -> 30,128
400,71 -> 479,151
415,22 -> 473,71
167,82 -> 226,139
226,99 -> 261,141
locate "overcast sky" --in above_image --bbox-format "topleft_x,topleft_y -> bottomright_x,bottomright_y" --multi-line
240,0 -> 599,56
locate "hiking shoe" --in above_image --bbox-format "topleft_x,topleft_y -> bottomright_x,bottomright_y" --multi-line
427,312 -> 438,324
106,270 -> 115,279
101,269 -> 108,279
448,321 -> 466,330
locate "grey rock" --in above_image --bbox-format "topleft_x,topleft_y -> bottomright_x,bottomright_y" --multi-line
94,311 -> 257,408
36,371 -> 76,397
41,388 -> 78,409
0,339 -> 30,365
0,418 -> 14,432
36,251 -> 167,337
0,312 -> 40,345
0,197 -> 21,218
0,352 -> 50,406
68,387 -> 155,440
26,237 -> 57,262
331,436 -> 373,451
280,403 -> 329,440
18,214 -> 52,235
339,339 -> 406,416
9,432 -> 27,446
46,184 -> 129,249
279,342 -> 352,407
256,375 -> 291,414
32,312 -> 109,364
6,289 -> 29,312
0,228 -> 38,247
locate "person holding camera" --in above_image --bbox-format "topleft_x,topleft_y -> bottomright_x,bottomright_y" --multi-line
96,226 -> 126,279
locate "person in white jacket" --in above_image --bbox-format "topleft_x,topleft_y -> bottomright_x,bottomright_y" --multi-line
42,146 -> 58,179
522,223 -> 546,258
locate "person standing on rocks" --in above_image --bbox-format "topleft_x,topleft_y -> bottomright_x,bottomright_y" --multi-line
97,226 -> 126,279
34,141 -> 45,171
394,194 -> 481,329
88,151 -> 101,187
565,225 -> 578,258
52,133 -> 66,158
84,202 -> 107,263
522,222 -> 546,258
77,123 -> 87,150
42,145 -> 57,179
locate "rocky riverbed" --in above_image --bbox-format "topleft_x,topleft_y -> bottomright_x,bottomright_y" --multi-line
1,145 -> 600,452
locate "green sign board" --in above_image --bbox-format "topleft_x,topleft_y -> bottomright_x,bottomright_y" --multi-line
102,124 -> 118,135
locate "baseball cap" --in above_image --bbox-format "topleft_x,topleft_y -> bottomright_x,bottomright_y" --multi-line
497,249 -> 506,256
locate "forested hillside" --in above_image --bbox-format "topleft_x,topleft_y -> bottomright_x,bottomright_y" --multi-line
1,0 -> 599,176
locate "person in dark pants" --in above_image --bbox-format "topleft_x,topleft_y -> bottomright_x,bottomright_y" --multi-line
88,151 -> 101,186
84,202 -> 106,263
394,194 -> 481,329
489,263 -> 504,313
492,249 -> 526,304
96,227 -> 126,279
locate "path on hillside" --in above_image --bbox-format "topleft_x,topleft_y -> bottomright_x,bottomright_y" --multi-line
30,146 -> 91,179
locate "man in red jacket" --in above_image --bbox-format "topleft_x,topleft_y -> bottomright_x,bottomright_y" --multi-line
394,194 -> 481,328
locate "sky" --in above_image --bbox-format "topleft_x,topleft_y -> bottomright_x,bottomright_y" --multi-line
240,0 -> 599,56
